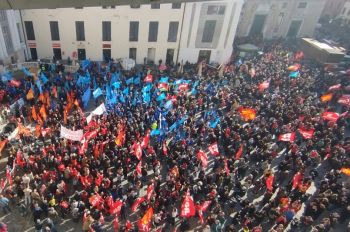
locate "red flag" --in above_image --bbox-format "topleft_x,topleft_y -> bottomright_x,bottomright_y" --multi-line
94,173 -> 103,186
197,200 -> 212,224
235,145 -> 244,160
89,194 -> 103,207
136,161 -> 142,176
266,175 -> 274,192
238,107 -> 256,121
197,150 -> 208,169
113,217 -> 119,232
158,83 -> 168,91
278,132 -> 296,142
180,191 -> 196,218
178,83 -> 189,91
110,200 -> 123,215
328,84 -> 341,92
322,112 -> 339,122
138,207 -> 153,232
224,158 -> 230,176
298,128 -> 314,139
41,128 -> 51,137
144,74 -> 153,83
0,178 -> 5,190
258,80 -> 269,92
338,95 -> 350,106
340,111 -> 349,118
141,131 -> 150,148
83,130 -> 98,141
208,142 -> 219,156
131,197 -> 145,212
292,172 -> 303,190
145,183 -> 154,201
162,142 -> 168,155
133,142 -> 142,160
6,168 -> 12,187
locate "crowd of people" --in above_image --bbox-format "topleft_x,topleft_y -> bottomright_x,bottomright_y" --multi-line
0,42 -> 350,232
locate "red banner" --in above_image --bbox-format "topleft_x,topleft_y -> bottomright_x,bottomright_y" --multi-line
141,131 -> 150,148
133,142 -> 142,160
266,175 -> 274,192
136,161 -> 142,176
197,150 -> 208,168
144,74 -> 153,83
338,95 -> 350,106
208,142 -> 219,156
298,128 -> 314,139
224,158 -> 230,176
322,112 -> 339,122
328,84 -> 342,92
180,191 -> 196,218
145,183 -> 154,201
131,197 -> 145,212
278,132 -> 296,142
292,172 -> 303,189
258,80 -> 269,92
235,145 -> 244,160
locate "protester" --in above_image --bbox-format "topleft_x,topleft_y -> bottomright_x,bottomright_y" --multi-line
0,42 -> 349,232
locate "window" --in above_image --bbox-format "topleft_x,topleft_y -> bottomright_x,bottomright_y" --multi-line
198,50 -> 211,62
77,49 -> 86,60
102,21 -> 111,41
147,48 -> 156,62
148,21 -> 159,42
103,49 -> 111,61
207,5 -> 226,15
17,22 -> 23,43
75,21 -> 85,41
24,21 -> 35,40
2,25 -> 13,54
53,48 -> 62,60
0,10 -> 7,21
282,2 -> 288,9
30,48 -> 38,60
298,2 -> 307,9
172,3 -> 181,9
168,21 -> 179,42
49,21 -> 60,41
129,48 -> 137,60
202,20 -> 216,43
129,21 -> 139,42
151,3 -> 160,9
130,4 -> 140,8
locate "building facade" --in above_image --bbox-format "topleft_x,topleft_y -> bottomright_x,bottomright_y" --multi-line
322,0 -> 347,19
236,0 -> 326,39
0,10 -> 26,65
20,0 -> 243,64
337,0 -> 350,25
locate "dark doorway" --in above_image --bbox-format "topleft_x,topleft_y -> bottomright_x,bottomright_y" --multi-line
249,14 -> 267,36
166,49 -> 174,65
103,49 -> 111,62
30,48 -> 38,60
53,48 -> 62,60
77,48 -> 86,60
198,50 -> 211,63
287,20 -> 302,37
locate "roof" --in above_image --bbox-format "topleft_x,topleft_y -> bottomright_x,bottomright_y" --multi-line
302,38 -> 346,55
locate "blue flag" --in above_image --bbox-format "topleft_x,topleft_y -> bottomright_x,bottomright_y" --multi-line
174,79 -> 183,85
164,100 -> 173,110
134,76 -> 141,85
82,59 -> 90,70
119,94 -> 125,103
209,117 -> 220,128
126,78 -> 133,85
122,87 -> 129,95
93,88 -> 103,99
22,67 -> 32,77
112,81 -> 121,89
159,76 -> 169,83
35,79 -> 43,93
82,88 -> 91,108
157,93 -> 166,101
40,73 -> 48,84
150,129 -> 161,136
289,71 -> 300,78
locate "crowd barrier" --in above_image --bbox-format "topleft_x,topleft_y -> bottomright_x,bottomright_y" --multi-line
1,61 -> 79,74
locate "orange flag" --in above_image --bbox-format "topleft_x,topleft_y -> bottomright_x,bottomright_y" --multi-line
35,124 -> 42,137
18,124 -> 32,136
39,93 -> 46,104
341,168 -> 350,176
44,91 -> 51,108
40,105 -> 47,121
138,207 -> 153,231
0,139 -> 8,153
115,124 -> 126,147
26,89 -> 34,100
320,93 -> 333,102
238,107 -> 256,121
32,107 -> 38,121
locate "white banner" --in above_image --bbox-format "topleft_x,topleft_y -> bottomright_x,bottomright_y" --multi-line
60,125 -> 83,141
86,103 -> 106,123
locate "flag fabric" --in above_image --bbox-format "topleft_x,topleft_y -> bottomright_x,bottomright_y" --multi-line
162,142 -> 168,155
158,83 -> 168,92
126,78 -> 133,85
178,83 -> 189,91
340,168 -> 350,176
112,81 -> 121,89
197,150 -> 208,169
209,117 -> 220,128
26,89 -> 34,100
298,128 -> 314,139
338,95 -> 350,107
322,112 -> 339,122
287,64 -> 300,71
134,76 -> 141,85
164,100 -> 173,110
150,129 -> 160,136
110,200 -> 123,215
89,194 -> 103,207
122,87 -> 129,95
320,93 -> 333,102
289,71 -> 300,78
235,145 -> 244,160
10,79 -> 21,87
292,172 -> 303,189
133,142 -> 142,160
258,80 -> 270,92
159,76 -> 169,83
266,175 -> 274,192
197,200 -> 212,224
138,207 -> 153,232
113,217 -> 119,232
180,191 -> 196,218
82,88 -> 91,108
115,124 -> 126,147
238,107 -> 256,121
136,161 -> 142,176
156,93 -> 166,102
328,84 -> 341,92
278,132 -> 296,142
131,197 -> 145,212
224,157 -> 230,176
40,105 -> 47,121
40,73 -> 48,84
208,142 -> 219,156
0,139 -> 8,153
93,88 -> 103,99
144,74 -> 153,83
145,183 -> 154,201
22,67 -> 33,76
141,131 -> 150,148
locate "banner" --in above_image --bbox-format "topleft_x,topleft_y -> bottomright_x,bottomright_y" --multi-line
322,112 -> 339,122
278,132 -> 296,142
86,103 -> 107,123
197,150 -> 208,168
60,125 -> 83,141
180,191 -> 196,218
338,95 -> 350,106
208,142 -> 219,156
235,145 -> 244,160
298,128 -> 314,139
266,175 -> 274,192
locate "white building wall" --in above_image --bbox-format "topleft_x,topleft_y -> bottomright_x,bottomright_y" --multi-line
0,10 -> 26,65
21,0 -> 243,64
